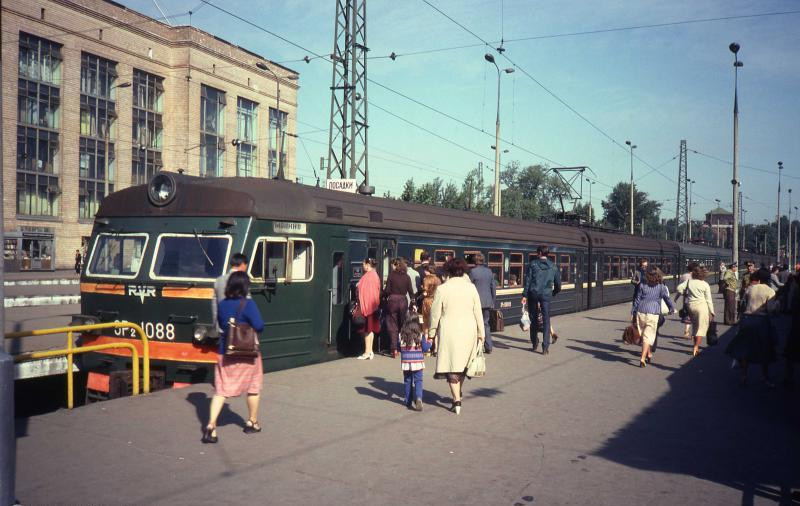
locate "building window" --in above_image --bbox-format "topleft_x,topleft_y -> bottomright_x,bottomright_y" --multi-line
268,108 -> 287,178
17,33 -> 62,217
18,32 -> 61,84
200,84 -> 225,177
132,69 -> 164,185
236,97 -> 258,177
79,53 -> 118,220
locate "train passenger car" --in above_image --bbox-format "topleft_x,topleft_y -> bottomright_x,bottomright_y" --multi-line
677,243 -> 731,286
77,172 -> 595,389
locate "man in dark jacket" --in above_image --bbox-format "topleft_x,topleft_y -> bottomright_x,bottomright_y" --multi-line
415,251 -> 431,291
522,246 -> 561,355
468,253 -> 496,353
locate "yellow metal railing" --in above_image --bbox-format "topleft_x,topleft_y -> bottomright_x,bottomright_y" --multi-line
5,322 -> 150,408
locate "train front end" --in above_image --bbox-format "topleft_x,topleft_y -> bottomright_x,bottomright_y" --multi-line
76,172 -> 249,396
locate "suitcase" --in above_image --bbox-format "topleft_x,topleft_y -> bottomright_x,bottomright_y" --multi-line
489,309 -> 504,332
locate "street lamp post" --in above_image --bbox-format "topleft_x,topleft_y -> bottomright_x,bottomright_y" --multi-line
788,188 -> 793,265
742,209 -> 748,250
730,42 -> 743,264
777,161 -> 783,263
256,62 -> 298,180
714,198 -> 721,247
105,81 -> 131,196
586,178 -> 595,223
625,140 -> 636,234
763,219 -> 769,256
485,54 -> 514,216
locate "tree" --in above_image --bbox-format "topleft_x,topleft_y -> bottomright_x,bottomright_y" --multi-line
400,179 -> 415,202
601,182 -> 661,232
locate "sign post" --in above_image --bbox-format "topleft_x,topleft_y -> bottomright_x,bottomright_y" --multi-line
326,179 -> 358,193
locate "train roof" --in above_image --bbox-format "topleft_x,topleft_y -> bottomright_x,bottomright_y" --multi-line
98,173 -> 591,246
677,243 -> 727,257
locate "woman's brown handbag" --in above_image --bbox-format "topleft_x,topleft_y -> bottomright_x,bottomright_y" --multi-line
622,324 -> 641,346
225,300 -> 259,358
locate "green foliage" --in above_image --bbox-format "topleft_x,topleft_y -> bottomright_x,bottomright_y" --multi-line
600,182 -> 661,232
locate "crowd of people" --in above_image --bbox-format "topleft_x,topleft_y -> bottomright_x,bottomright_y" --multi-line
200,245 -> 800,443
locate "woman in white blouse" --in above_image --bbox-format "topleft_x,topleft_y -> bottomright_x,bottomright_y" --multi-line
676,265 -> 716,357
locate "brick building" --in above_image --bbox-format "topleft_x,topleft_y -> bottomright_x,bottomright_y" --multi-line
2,0 -> 299,270
703,207 -> 733,248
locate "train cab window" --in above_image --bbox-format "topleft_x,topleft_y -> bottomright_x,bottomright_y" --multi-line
150,234 -> 230,281
87,233 -> 148,278
250,238 -> 314,282
464,250 -> 481,266
508,253 -> 523,287
559,254 -> 571,283
488,251 -> 504,286
434,249 -> 454,266
612,256 -> 621,279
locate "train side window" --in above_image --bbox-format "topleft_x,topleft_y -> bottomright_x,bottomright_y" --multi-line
332,252 -> 344,304
509,253 -> 523,287
612,256 -> 621,279
250,238 -> 313,282
367,247 -> 378,261
290,240 -> 314,281
266,240 -> 287,279
250,241 -> 265,278
604,258 -> 611,281
559,254 -> 571,283
488,251 -> 504,286
464,250 -> 481,266
434,249 -> 455,265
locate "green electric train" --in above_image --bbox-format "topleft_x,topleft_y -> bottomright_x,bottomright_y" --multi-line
75,172 -> 764,393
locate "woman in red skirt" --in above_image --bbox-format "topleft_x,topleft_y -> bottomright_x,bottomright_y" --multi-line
204,271 -> 265,443
356,258 -> 381,360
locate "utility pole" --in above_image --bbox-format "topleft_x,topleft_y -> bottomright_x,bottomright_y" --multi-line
739,190 -> 744,250
626,140 -> 636,234
675,140 -> 688,241
484,54 -> 514,216
730,42 -> 743,265
327,0 -> 372,194
777,161 -> 783,263
688,179 -> 695,242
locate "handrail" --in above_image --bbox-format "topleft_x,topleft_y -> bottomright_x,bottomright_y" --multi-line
13,344 -> 140,405
5,322 -> 150,408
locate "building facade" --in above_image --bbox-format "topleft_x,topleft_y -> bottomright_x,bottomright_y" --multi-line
2,0 -> 299,270
703,207 -> 733,249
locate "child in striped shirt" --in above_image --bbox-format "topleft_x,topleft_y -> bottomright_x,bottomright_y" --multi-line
400,315 -> 431,411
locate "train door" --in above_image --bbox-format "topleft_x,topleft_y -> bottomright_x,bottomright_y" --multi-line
367,236 -> 397,285
574,251 -> 584,310
590,252 -> 604,308
328,237 -> 348,349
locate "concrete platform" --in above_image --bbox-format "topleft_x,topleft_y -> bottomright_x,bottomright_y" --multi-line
14,297 -> 800,505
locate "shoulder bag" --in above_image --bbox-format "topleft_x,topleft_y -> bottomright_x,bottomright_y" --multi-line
350,300 -> 366,329
678,283 -> 690,319
622,324 -> 641,346
225,299 -> 260,358
706,321 -> 719,346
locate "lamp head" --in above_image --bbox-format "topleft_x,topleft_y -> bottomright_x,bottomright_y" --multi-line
484,53 -> 495,64
256,61 -> 269,71
503,68 -> 515,74
729,42 -> 740,54
778,161 -> 783,169
625,140 -> 631,146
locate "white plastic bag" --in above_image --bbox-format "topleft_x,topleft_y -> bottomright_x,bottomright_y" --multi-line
520,305 -> 531,332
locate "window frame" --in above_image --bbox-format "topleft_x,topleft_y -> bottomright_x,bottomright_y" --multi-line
463,250 -> 482,266
559,253 -> 572,283
508,252 -> 523,287
148,233 -> 232,282
85,232 -> 149,280
488,251 -> 504,287
434,249 -> 455,266
248,236 -> 315,283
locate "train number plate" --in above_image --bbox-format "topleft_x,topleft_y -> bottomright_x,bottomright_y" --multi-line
113,320 -> 176,340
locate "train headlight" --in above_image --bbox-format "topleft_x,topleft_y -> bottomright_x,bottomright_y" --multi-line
147,172 -> 177,206
193,325 -> 214,343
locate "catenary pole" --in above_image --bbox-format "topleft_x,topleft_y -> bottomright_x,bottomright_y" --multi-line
730,43 -> 742,265
777,161 -> 783,264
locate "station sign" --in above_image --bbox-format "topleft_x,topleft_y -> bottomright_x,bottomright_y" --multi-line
326,179 -> 358,193
273,221 -> 307,234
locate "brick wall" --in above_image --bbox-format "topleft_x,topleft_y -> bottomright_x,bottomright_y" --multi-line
2,0 -> 299,269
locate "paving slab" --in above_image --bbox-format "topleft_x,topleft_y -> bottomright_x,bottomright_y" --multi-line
14,296 -> 800,505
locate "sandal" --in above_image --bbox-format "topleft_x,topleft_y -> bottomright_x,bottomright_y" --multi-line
244,419 -> 262,434
202,426 -> 218,444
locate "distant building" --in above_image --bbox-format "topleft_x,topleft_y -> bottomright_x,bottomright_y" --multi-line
703,207 -> 733,248
2,0 -> 299,270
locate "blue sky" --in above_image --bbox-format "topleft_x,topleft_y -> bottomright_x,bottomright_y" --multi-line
126,0 -> 800,224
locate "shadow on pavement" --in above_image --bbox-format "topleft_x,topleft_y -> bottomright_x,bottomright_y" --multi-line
186,391 -> 246,430
593,325 -> 800,504
355,376 -> 457,411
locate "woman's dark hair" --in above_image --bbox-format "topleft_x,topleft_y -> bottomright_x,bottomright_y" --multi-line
686,261 -> 699,272
444,257 -> 469,277
645,266 -> 663,286
691,264 -> 707,280
756,268 -> 771,284
392,257 -> 407,273
537,245 -> 550,257
363,257 -> 377,268
224,271 -> 250,299
400,316 -> 422,347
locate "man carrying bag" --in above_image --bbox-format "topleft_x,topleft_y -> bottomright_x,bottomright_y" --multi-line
521,246 -> 561,356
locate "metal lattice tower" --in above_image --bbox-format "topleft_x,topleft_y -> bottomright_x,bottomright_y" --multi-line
675,140 -> 689,241
326,0 -> 371,193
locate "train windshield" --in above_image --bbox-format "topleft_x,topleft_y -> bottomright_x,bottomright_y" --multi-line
87,233 -> 148,278
150,234 -> 231,281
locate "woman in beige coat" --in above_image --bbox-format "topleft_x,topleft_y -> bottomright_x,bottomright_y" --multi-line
429,258 -> 485,415
676,264 -> 716,357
